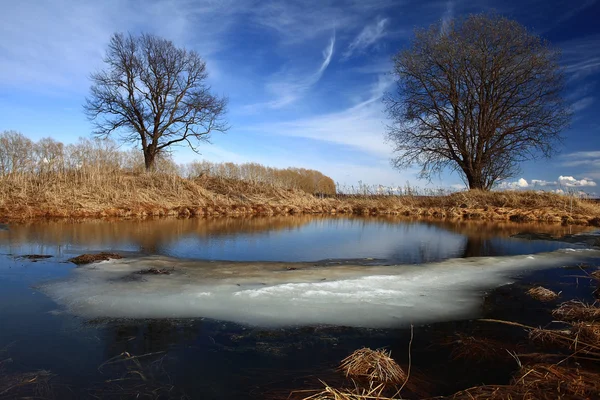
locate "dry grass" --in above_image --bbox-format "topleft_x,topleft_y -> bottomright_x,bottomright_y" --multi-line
1,169 -> 600,224
0,357 -> 54,400
68,252 -> 122,265
552,300 -> 600,322
526,286 -> 560,302
529,323 -> 600,359
514,363 -> 600,398
445,364 -> 600,399
441,333 -> 520,362
339,348 -> 406,386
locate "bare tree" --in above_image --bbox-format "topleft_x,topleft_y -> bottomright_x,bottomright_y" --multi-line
384,13 -> 571,190
85,33 -> 227,170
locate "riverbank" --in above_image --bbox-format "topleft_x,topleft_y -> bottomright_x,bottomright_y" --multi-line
1,172 -> 599,224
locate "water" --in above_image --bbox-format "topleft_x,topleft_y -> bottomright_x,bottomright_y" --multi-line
0,216 -> 599,399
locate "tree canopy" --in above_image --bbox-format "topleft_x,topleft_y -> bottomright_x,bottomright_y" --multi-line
85,33 -> 227,170
384,13 -> 571,190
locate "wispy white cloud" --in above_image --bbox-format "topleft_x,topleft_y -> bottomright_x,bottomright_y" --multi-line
247,74 -> 394,156
561,35 -> 600,79
0,0 -> 240,92
343,17 -> 389,60
441,0 -> 454,34
242,33 -> 336,111
561,151 -> 600,168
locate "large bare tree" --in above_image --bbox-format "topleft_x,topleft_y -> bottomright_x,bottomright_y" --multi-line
384,14 -> 571,190
85,33 -> 227,170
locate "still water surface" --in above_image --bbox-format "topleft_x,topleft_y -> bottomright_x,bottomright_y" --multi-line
0,216 -> 599,399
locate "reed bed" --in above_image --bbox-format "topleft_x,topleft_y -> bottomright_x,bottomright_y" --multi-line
526,286 -> 560,302
2,169 -> 600,225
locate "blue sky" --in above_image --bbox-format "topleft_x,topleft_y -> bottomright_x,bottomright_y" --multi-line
1,0 -> 599,193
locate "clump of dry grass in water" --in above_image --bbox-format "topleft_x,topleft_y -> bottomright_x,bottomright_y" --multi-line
68,252 -> 122,265
0,358 -> 54,399
443,333 -> 518,362
137,267 -> 174,275
339,348 -> 405,386
449,363 -> 600,400
552,300 -> 600,322
514,363 -> 600,398
571,322 -> 600,345
527,286 -> 560,302
529,323 -> 600,359
301,382 -> 388,400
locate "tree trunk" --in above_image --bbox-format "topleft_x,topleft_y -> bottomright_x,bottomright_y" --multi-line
464,167 -> 487,190
143,149 -> 156,171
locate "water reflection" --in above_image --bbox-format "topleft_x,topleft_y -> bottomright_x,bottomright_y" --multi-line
0,216 -> 595,263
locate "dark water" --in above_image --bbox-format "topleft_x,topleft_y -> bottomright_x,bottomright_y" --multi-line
0,216 -> 599,399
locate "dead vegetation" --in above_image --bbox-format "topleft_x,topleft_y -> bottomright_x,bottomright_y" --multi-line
92,351 -> 188,399
0,135 -> 599,223
0,351 -> 54,400
446,364 -> 600,400
441,333 -> 521,362
339,348 -> 406,386
526,286 -> 560,301
68,252 -> 122,265
137,267 -> 174,275
18,254 -> 53,261
552,300 -> 600,322
293,288 -> 600,400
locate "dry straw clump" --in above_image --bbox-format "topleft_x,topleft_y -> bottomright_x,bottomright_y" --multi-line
444,333 -> 518,362
552,300 -> 600,322
526,286 -> 560,302
339,348 -> 406,386
68,252 -> 122,265
448,364 -> 600,400
529,323 -> 600,359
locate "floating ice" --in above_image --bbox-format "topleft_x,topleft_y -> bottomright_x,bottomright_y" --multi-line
38,249 -> 600,328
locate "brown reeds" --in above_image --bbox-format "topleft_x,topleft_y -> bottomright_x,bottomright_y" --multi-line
1,134 -> 600,223
444,333 -> 519,362
68,252 -> 122,265
339,348 -> 406,386
526,286 -> 560,301
446,363 -> 600,400
552,300 -> 600,322
514,363 -> 600,398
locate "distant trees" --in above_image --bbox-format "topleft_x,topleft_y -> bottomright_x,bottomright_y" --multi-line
384,13 -> 571,190
84,33 -> 227,171
0,131 -> 336,195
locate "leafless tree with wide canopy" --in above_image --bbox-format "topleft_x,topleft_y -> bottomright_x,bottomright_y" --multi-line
384,13 -> 571,190
85,33 -> 227,170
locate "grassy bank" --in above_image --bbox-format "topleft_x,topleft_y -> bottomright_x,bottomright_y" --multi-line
1,170 -> 599,225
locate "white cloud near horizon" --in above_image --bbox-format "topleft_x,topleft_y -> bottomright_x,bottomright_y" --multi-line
558,175 -> 597,187
498,176 -> 597,191
343,17 -> 389,59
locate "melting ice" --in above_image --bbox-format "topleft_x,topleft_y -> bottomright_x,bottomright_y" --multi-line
38,249 -> 600,328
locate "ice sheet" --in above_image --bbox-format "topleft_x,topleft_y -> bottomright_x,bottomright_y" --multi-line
38,249 -> 600,328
